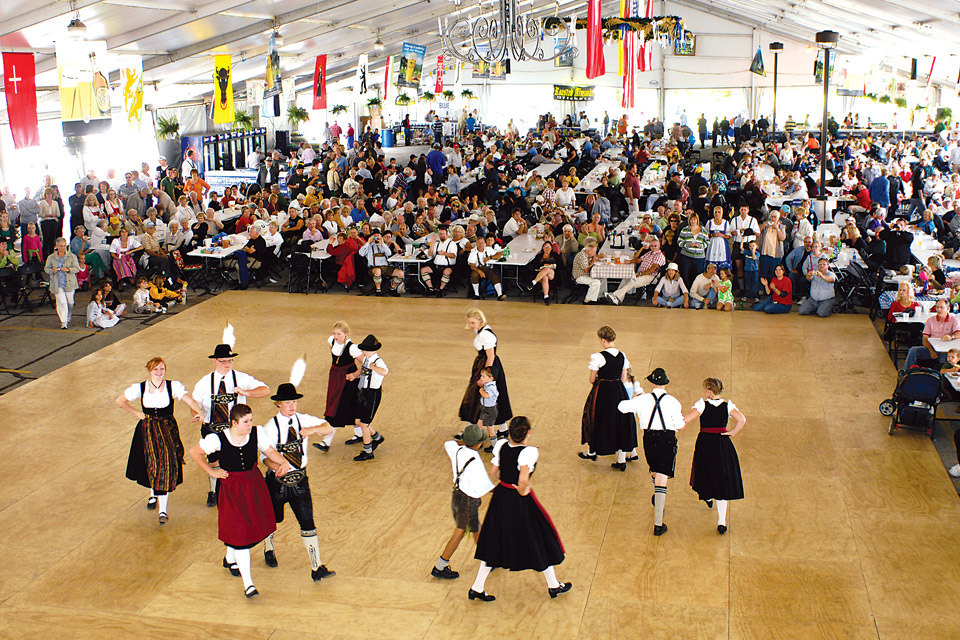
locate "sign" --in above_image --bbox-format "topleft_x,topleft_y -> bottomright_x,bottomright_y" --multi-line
435,55 -> 444,93
814,50 -> 835,84
265,32 -> 281,98
118,55 -> 144,131
246,79 -> 264,107
2,52 -> 40,148
675,33 -> 696,57
355,54 -> 369,98
749,47 -> 765,76
553,84 -> 595,101
555,35 -> 574,68
56,39 -> 112,136
489,60 -> 506,81
312,55 -> 327,110
213,54 -> 234,124
472,59 -> 489,79
398,42 -> 426,88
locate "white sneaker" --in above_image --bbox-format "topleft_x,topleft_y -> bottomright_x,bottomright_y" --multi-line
606,293 -> 621,306
949,464 -> 960,478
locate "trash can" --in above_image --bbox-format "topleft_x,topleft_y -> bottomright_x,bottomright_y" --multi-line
382,129 -> 395,147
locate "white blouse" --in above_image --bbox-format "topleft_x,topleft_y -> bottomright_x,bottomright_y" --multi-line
110,237 -> 140,254
491,439 -> 539,472
588,347 -> 630,371
328,335 -> 362,358
692,397 -> 738,414
123,380 -> 187,407
473,326 -> 497,351
199,426 -> 272,455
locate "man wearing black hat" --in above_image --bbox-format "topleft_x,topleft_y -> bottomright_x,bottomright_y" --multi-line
258,379 -> 336,582
617,368 -> 686,536
353,335 -> 388,461
191,336 -> 270,506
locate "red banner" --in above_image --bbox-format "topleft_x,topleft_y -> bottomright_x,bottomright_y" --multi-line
638,0 -> 653,72
382,55 -> 392,103
312,55 -> 327,110
585,0 -> 605,79
2,52 -> 40,149
435,55 -> 444,93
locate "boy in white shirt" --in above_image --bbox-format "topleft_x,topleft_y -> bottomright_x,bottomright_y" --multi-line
353,334 -> 389,461
432,424 -> 495,579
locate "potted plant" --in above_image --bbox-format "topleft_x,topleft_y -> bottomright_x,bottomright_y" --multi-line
442,90 -> 455,101
421,91 -> 435,104
366,96 -> 383,115
460,89 -> 475,100
286,105 -> 310,132
396,93 -> 412,106
894,97 -> 907,109
937,106 -> 953,122
878,95 -> 892,104
155,115 -> 180,140
331,104 -> 348,115
233,108 -> 254,132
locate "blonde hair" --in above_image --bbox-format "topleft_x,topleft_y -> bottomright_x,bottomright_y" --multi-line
464,307 -> 487,329
896,280 -> 915,304
928,255 -> 942,270
333,320 -> 350,334
703,378 -> 723,395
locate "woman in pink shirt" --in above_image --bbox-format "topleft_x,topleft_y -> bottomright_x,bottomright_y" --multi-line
902,298 -> 960,370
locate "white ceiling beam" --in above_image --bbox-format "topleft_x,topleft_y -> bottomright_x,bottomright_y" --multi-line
877,0 -> 960,27
0,0 -> 106,38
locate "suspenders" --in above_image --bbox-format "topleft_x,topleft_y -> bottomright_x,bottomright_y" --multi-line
453,447 -> 476,491
647,392 -> 667,431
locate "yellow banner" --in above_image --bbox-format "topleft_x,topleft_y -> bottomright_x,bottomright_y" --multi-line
213,54 -> 234,124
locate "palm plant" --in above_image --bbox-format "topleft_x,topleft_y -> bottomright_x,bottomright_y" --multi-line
233,108 -> 254,132
286,105 -> 310,132
155,115 -> 180,140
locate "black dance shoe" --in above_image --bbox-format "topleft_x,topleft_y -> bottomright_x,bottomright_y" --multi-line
548,582 -> 573,599
431,566 -> 460,580
244,585 -> 259,598
264,550 -> 278,567
653,523 -> 668,536
610,462 -> 627,472
158,512 -> 168,525
354,451 -> 375,462
312,565 -> 336,581
146,497 -> 158,510
483,444 -> 495,453
578,452 -> 597,461
371,435 -> 385,450
625,454 -> 639,462
312,442 -> 330,452
223,557 -> 240,577
705,499 -> 714,509
717,525 -> 727,535
206,491 -> 217,507
468,589 -> 496,602
344,436 -> 363,445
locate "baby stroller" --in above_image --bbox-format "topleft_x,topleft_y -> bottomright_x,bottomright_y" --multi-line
878,367 -> 941,440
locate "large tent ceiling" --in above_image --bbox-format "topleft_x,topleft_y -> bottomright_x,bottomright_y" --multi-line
1,0 -> 958,116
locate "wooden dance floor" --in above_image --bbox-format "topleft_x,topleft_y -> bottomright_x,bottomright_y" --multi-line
1,292 -> 959,639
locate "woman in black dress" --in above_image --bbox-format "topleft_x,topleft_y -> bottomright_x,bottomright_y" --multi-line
115,356 -> 202,525
470,416 -> 570,601
579,326 -> 638,471
315,320 -> 364,449
683,378 -> 746,534
459,308 -> 512,434
527,240 -> 560,305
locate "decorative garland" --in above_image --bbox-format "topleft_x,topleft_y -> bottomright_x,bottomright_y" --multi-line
545,15 -> 687,45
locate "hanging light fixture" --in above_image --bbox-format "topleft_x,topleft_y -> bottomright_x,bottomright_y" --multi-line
272,29 -> 284,47
439,0 -> 577,63
374,29 -> 385,51
67,1 -> 86,39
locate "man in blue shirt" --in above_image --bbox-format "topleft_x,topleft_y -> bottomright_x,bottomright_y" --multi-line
466,114 -> 476,132
868,168 -> 890,210
798,257 -> 835,317
426,144 -> 446,177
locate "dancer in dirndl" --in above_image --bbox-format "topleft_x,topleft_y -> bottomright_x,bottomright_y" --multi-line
459,308 -> 512,435
189,403 -> 291,598
683,377 -> 745,534
469,416 -> 571,602
314,320 -> 364,451
579,326 -> 638,471
116,356 -> 202,525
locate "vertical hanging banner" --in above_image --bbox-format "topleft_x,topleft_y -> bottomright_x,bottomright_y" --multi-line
397,42 -> 426,88
382,55 -> 393,103
621,0 -> 638,108
265,32 -> 281,98
213,54 -> 235,124
2,52 -> 40,148
117,55 -> 144,131
246,79 -> 264,107
355,54 -> 369,99
638,0 -> 653,71
435,55 -> 444,93
585,0 -> 605,79
281,77 -> 295,104
555,35 -> 574,68
749,47 -> 765,76
313,55 -> 327,110
489,60 -> 506,81
56,40 -> 112,136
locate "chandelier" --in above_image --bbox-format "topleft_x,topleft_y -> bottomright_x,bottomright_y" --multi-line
438,0 -> 578,64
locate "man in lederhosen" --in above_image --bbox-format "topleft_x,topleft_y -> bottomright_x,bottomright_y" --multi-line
617,368 -> 686,536
258,377 -> 336,581
191,327 -> 270,506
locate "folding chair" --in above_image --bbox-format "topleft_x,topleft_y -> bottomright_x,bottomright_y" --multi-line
16,262 -> 52,311
171,250 -> 207,293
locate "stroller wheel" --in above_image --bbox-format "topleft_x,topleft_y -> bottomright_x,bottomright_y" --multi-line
888,417 -> 897,435
879,399 -> 896,416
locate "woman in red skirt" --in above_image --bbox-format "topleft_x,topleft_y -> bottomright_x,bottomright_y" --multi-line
190,403 -> 292,598
315,320 -> 364,451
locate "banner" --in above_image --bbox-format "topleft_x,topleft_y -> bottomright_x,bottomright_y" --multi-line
312,55 -> 327,110
555,35 -> 574,68
638,0 -> 653,71
814,50 -> 835,84
382,56 -> 393,103
56,39 -> 112,136
265,32 -> 281,98
435,55 -> 444,93
281,77 -> 295,104
553,84 -> 596,101
213,54 -> 234,124
398,42 -> 426,88
117,55 -> 144,131
489,60 -> 506,81
620,0 -> 638,108
585,0 -> 605,79
246,79 -> 264,106
2,53 -> 40,148
355,54 -> 369,99
472,59 -> 489,79
749,47 -> 765,77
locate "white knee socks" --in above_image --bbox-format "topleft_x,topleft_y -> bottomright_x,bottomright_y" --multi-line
354,426 -> 363,438
225,546 -> 236,564
471,561 -> 492,592
716,500 -> 728,526
302,532 -> 322,571
209,474 -> 218,492
616,450 -> 626,464
322,432 -> 335,447
654,486 -> 667,526
157,494 -> 169,514
234,548 -> 253,589
542,565 -> 560,589
494,283 -> 503,296
264,532 -> 275,552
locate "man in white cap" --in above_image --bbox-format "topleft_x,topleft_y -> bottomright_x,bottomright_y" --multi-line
617,368 -> 686,536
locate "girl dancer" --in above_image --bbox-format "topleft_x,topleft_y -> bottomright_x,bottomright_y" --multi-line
314,321 -> 364,451
580,326 -> 638,471
459,308 -> 512,436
